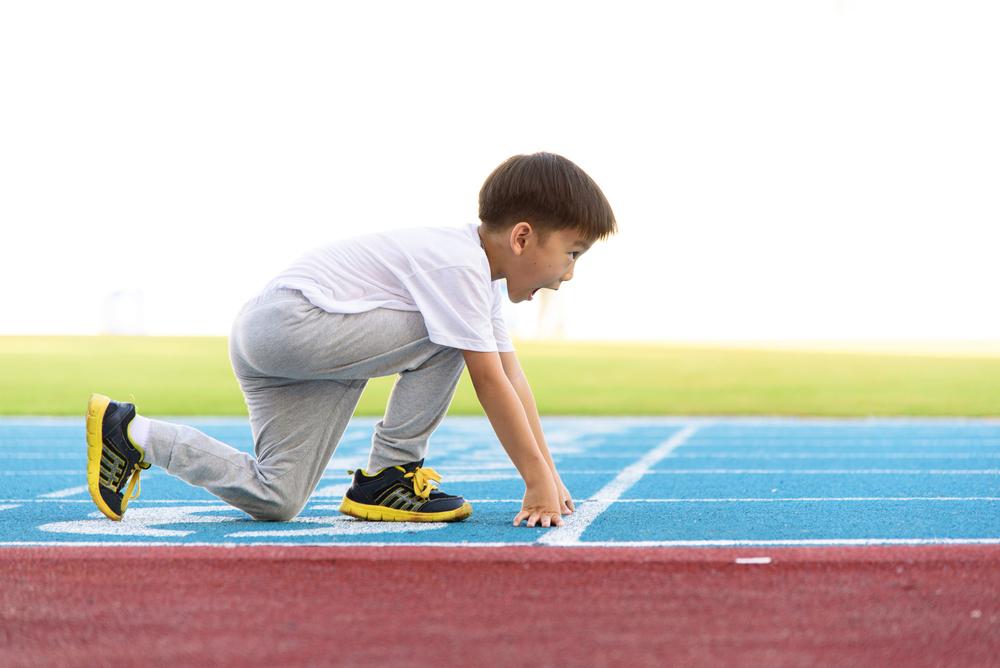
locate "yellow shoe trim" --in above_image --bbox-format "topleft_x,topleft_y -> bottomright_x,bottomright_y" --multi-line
86,393 -> 122,521
338,497 -> 472,523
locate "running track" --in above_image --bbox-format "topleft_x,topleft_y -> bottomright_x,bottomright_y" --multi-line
2,417 -> 999,665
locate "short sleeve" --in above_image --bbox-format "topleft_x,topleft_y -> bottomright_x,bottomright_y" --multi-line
401,266 -> 500,352
491,281 -> 515,352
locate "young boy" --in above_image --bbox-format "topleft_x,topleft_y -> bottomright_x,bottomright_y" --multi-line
86,152 -> 617,529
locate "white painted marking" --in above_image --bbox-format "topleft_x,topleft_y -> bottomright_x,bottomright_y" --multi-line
600,497 -> 1000,503
643,469 -> 1000,475
0,541 -> 526,547
6,496 -> 1000,506
0,453 -> 79,459
313,466 -> 524,482
312,483 -> 350,498
7,467 -> 1000,478
38,506 -> 239,537
1,537 -> 999,548
670,453 -> 1000,459
1,498 -> 226,504
0,504 -> 20,512
226,506 -> 447,538
431,472 -> 521,482
35,504 -> 449,539
38,485 -> 89,499
735,557 -> 772,564
539,425 -> 700,546
573,538 -> 1000,547
469,497 -> 1000,504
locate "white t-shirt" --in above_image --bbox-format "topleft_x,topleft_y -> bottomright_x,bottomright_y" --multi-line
266,222 -> 515,353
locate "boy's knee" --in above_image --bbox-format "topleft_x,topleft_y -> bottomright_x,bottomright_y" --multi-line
249,488 -> 307,522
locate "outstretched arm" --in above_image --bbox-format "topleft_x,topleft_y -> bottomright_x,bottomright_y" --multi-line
462,349 -> 563,527
499,350 -> 574,514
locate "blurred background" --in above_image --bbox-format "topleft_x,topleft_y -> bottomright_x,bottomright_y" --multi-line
3,0 -> 999,342
1,1 -> 998,415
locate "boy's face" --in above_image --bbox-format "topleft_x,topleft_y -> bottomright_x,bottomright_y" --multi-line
504,222 -> 592,303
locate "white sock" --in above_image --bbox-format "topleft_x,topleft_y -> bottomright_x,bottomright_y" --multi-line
127,414 -> 152,448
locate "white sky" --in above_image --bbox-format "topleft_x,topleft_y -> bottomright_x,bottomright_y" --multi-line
2,1 -> 998,341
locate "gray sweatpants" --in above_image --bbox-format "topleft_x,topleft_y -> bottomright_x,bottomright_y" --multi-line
142,287 -> 466,521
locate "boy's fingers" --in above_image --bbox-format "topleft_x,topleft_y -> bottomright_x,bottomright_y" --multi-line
516,509 -> 566,528
566,498 -> 575,512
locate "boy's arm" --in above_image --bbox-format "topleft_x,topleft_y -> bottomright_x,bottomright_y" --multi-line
498,351 -> 550,465
499,351 -> 574,512
462,349 -> 563,527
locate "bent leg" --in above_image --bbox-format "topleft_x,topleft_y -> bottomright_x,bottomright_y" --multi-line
228,294 -> 468,472
143,288 -> 463,519
145,376 -> 366,521
367,345 -> 465,471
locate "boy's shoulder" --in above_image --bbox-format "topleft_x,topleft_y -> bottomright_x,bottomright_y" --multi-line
379,222 -> 478,245
351,223 -> 487,276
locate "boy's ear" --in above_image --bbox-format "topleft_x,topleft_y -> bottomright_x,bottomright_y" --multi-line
510,221 -> 532,255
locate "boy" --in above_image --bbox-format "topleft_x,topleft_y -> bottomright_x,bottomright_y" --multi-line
86,152 -> 617,529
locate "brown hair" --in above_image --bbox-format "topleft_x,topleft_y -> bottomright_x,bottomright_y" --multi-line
478,152 -> 617,245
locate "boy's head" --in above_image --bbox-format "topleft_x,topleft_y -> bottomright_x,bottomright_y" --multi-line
477,152 -> 617,303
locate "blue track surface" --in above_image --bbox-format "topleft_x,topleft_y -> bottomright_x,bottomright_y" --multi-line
2,417 -> 999,547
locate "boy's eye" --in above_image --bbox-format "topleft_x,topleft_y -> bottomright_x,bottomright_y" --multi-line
569,252 -> 580,259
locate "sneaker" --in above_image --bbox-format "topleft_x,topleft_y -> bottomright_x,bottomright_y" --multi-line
339,459 -> 472,522
85,393 -> 151,521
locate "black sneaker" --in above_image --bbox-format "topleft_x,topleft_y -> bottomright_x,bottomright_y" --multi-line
339,459 -> 472,522
86,393 -> 151,521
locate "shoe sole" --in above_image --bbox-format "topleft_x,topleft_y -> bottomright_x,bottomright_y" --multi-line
86,393 -> 123,522
339,497 -> 472,522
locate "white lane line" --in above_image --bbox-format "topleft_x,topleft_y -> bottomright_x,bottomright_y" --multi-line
5,468 -> 1000,478
38,485 -> 89,499
574,538 -> 1000,547
312,483 -> 351,498
539,425 -> 700,546
0,504 -> 20,512
0,541 -> 529,547
0,454 -> 80,460
668,453 -> 1000,459
3,496 -> 1000,505
735,557 -> 772,564
474,497 -> 1000,503
0,499 -> 224,504
1,537 -> 999,548
642,469 -> 1000,475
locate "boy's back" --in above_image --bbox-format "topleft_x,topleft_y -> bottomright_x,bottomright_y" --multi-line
267,222 -> 514,353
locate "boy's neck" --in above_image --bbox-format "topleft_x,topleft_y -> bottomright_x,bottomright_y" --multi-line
477,225 -> 504,282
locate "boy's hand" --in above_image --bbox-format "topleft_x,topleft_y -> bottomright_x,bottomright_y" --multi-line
556,477 -> 575,515
514,482 -> 564,528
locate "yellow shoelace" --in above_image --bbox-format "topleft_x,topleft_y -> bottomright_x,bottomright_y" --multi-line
346,465 -> 443,500
122,461 -> 151,507
403,466 -> 442,499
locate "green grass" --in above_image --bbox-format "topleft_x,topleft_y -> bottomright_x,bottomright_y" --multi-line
1,336 -> 999,416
